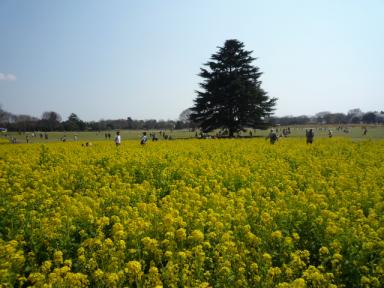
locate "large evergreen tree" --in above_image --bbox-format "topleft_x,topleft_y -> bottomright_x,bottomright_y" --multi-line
190,39 -> 276,136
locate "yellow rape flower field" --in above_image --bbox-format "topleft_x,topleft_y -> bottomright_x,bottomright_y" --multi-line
1,138 -> 384,287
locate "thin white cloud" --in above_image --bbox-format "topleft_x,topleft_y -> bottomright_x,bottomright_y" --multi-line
0,73 -> 16,81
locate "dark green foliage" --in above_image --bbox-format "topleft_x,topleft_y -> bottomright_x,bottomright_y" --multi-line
63,113 -> 86,131
190,39 -> 277,136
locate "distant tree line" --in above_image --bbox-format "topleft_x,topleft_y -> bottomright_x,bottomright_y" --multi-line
0,107 -> 190,132
271,109 -> 384,126
0,106 -> 383,132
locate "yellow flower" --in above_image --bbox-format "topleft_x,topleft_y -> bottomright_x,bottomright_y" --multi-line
262,253 -> 272,266
42,260 -> 52,273
178,251 -> 187,260
191,229 -> 204,242
271,230 -> 283,239
292,232 -> 300,241
261,212 -> 271,224
94,268 -> 104,279
176,228 -> 187,241
319,246 -> 329,255
268,267 -> 282,278
125,260 -> 143,282
53,250 -> 63,265
164,250 -> 173,259
332,253 -> 343,261
2,137 -> 384,287
291,278 -> 306,288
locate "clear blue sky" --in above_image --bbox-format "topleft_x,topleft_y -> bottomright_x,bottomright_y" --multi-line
1,0 -> 383,121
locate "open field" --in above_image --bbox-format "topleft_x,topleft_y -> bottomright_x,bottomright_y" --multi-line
2,125 -> 384,144
1,138 -> 384,287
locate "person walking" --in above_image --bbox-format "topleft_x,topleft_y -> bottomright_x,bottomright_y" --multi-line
115,131 -> 121,146
266,129 -> 278,144
140,132 -> 148,145
306,129 -> 314,144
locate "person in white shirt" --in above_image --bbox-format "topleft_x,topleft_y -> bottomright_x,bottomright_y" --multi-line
115,131 -> 121,146
140,132 -> 147,145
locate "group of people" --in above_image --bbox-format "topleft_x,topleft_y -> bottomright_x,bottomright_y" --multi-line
25,132 -> 49,143
11,132 -> 83,144
7,126 -> 371,146
266,128 -> 316,144
114,131 -> 148,146
105,132 -> 112,140
6,132 -> 49,144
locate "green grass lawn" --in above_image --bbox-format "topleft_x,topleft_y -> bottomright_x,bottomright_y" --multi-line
2,125 -> 383,144
1,130 -> 196,144
262,125 -> 384,139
